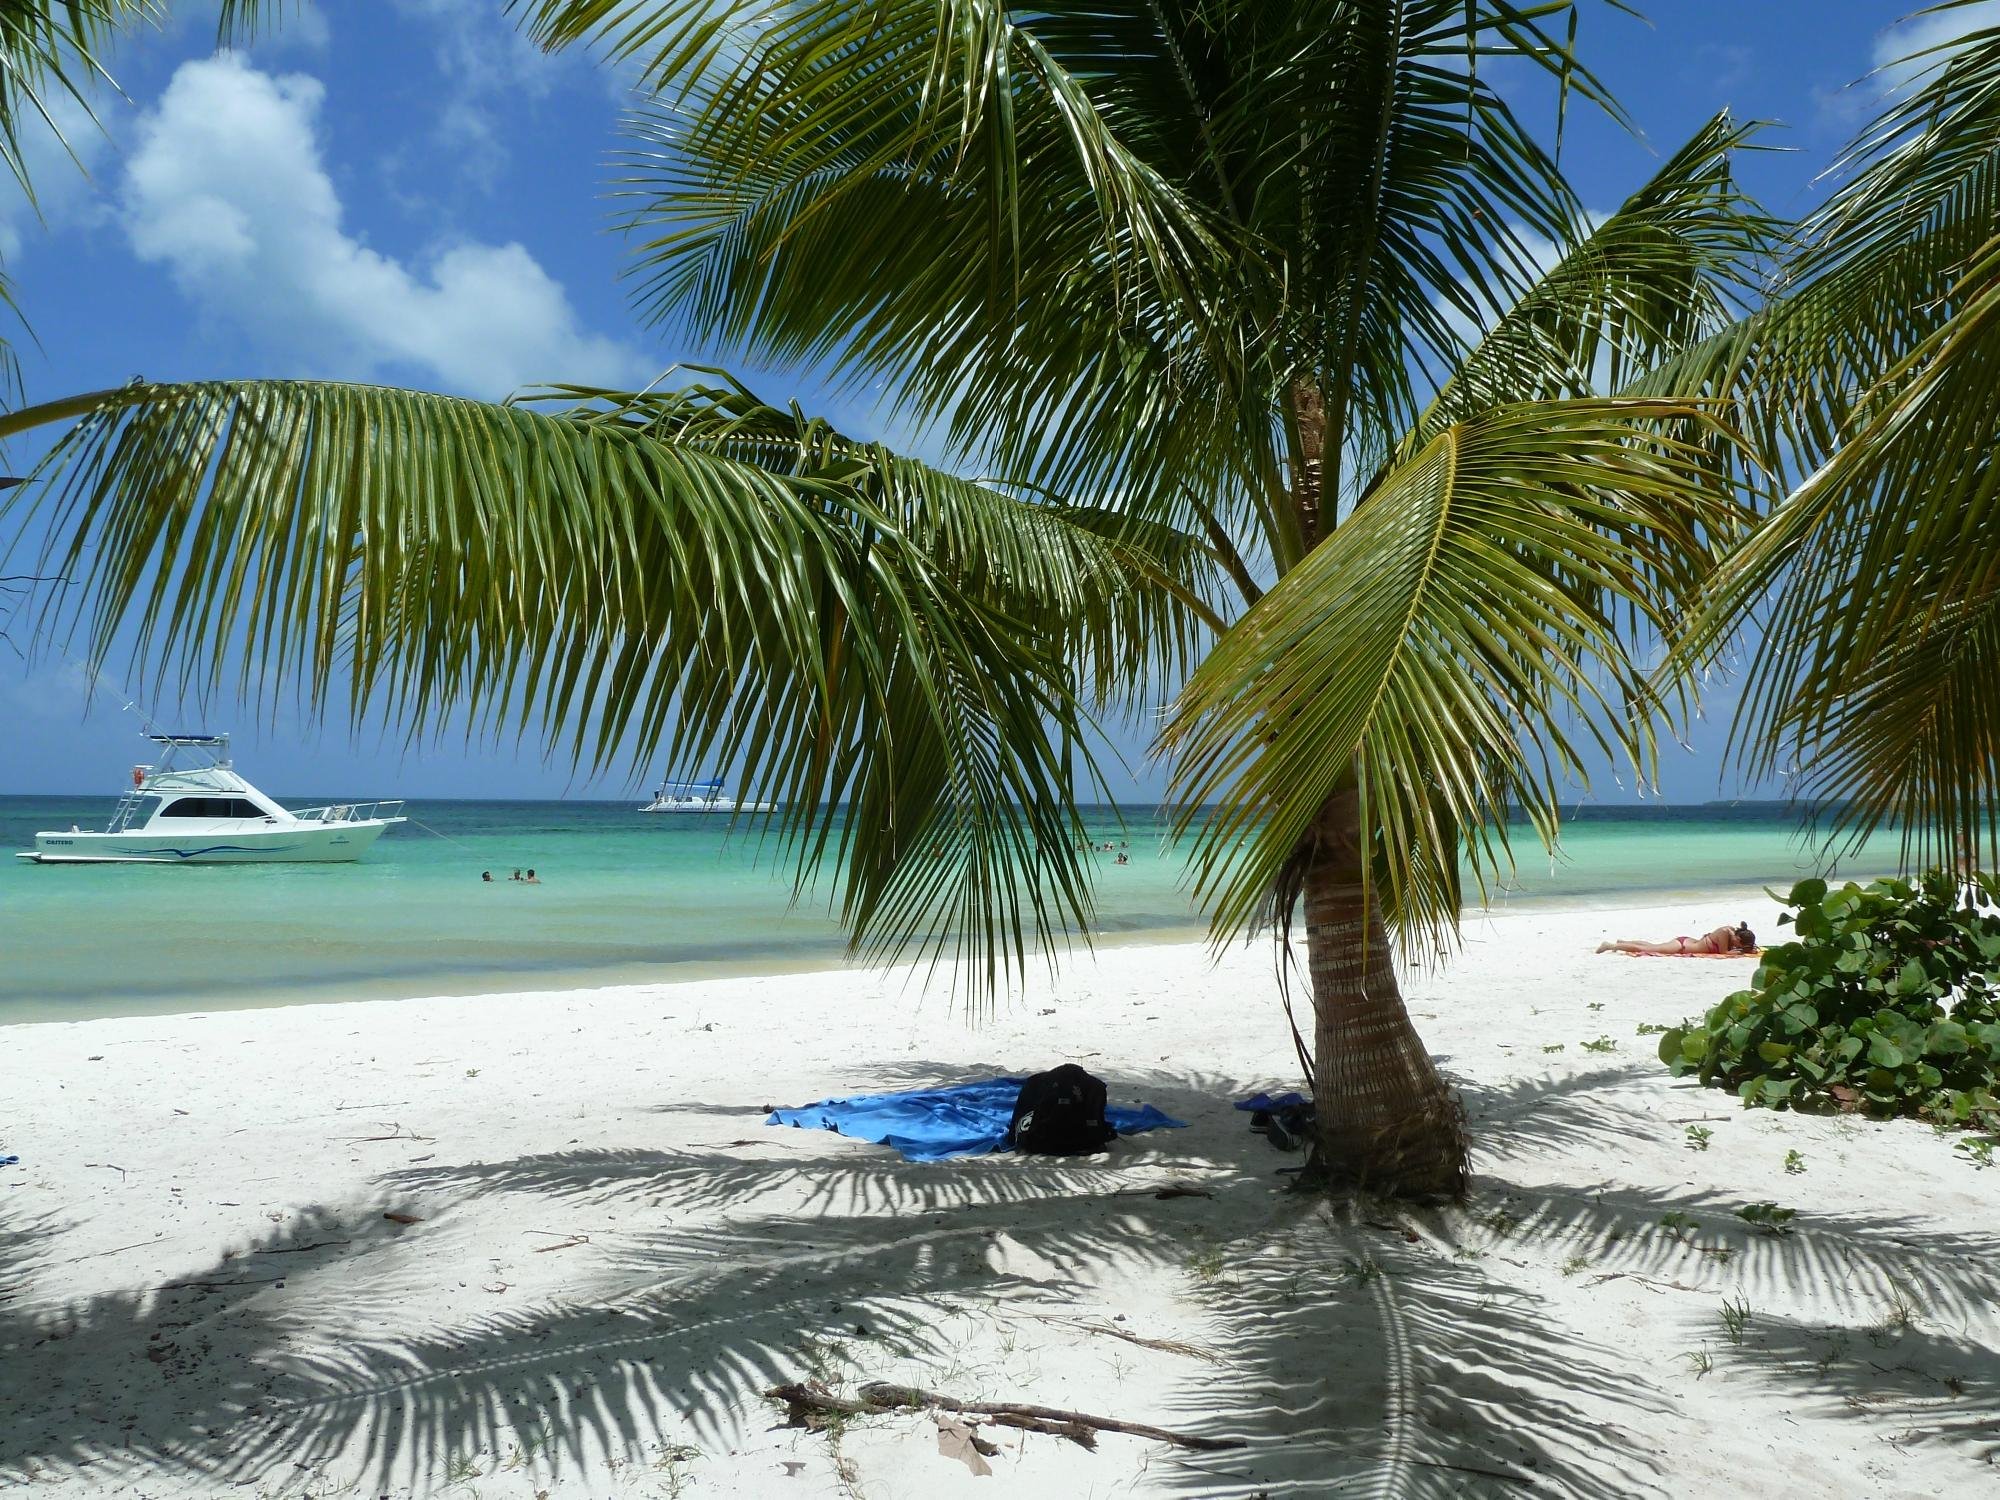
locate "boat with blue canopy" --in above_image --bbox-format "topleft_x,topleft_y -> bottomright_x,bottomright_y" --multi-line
637,777 -> 774,814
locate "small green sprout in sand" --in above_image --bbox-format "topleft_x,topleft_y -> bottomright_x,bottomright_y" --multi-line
1685,1125 -> 1713,1152
1873,1278 -> 1922,1342
1784,1149 -> 1807,1175
1582,1036 -> 1618,1053
1659,1211 -> 1699,1242
1635,1021 -> 1670,1036
442,1452 -> 482,1484
1957,1137 -> 1996,1169
1542,1043 -> 1566,1054
1560,1252 -> 1591,1277
1340,1255 -> 1383,1286
1681,1346 -> 1715,1377
1736,1202 -> 1796,1235
1186,1247 -> 1226,1283
1719,1296 -> 1753,1345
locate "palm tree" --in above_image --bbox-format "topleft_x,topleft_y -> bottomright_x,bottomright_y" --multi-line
0,2 -> 1771,1197
1659,5 -> 2000,868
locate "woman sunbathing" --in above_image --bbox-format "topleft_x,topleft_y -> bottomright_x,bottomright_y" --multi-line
1597,922 -> 1757,957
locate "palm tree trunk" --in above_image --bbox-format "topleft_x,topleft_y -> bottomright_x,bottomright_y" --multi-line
1298,784 -> 1467,1198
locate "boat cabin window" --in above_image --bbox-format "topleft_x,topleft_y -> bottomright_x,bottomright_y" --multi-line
159,796 -> 268,820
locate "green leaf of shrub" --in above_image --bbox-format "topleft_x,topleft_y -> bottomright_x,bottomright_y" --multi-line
1929,1020 -> 1970,1055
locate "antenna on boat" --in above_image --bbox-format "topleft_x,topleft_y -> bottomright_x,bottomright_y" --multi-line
69,657 -> 231,771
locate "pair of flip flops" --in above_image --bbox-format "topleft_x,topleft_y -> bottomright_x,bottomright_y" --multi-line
1242,1100 -> 1314,1152
1235,1090 -> 1314,1152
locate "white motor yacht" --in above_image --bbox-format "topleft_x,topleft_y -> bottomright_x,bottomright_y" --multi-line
19,734 -> 405,864
637,778 -> 775,814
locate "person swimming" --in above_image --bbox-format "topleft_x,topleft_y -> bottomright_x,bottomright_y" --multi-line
1596,922 -> 1756,957
481,870 -> 493,883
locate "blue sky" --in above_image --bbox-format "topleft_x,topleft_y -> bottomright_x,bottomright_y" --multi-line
0,1 -> 1948,801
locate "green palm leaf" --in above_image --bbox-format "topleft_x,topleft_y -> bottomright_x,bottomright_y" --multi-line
0,377 -> 1203,995
1414,111 -> 1776,448
531,371 -> 1226,702
1165,399 -> 1745,951
1663,13 -> 2000,859
1685,233 -> 2000,858
597,2 -> 1621,553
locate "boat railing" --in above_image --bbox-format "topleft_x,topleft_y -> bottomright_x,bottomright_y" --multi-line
290,800 -> 406,825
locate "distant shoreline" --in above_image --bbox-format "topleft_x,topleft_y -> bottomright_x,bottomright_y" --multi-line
0,879 -> 1813,1029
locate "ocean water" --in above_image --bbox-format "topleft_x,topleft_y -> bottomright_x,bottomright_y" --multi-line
0,795 -> 1888,1024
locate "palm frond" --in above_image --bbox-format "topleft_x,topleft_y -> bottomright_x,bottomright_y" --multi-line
527,371 -> 1225,706
0,377 -> 1201,998
1412,111 -> 1778,449
1684,234 -> 2000,860
1164,399 -> 1745,951
1666,18 -> 2000,860
0,2 -> 152,197
602,2 -> 1625,565
0,0 -> 195,394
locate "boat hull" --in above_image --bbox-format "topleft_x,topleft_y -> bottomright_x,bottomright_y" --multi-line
20,820 -> 398,865
637,801 -> 776,814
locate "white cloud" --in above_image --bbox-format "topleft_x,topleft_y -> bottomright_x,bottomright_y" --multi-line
0,91 -> 114,263
120,54 -> 652,398
391,0 -> 582,188
1873,1 -> 2000,90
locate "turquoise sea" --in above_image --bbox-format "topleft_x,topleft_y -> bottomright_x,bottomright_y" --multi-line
0,795 -> 1889,1024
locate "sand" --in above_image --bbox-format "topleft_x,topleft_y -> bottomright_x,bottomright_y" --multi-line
3,895 -> 1995,1499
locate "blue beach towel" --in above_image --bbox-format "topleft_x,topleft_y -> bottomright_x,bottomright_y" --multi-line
767,1076 -> 1185,1161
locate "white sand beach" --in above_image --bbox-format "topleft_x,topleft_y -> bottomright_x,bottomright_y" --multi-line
4,896 -> 1995,1499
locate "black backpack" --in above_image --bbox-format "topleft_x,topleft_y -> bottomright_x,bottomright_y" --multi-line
1007,1065 -> 1117,1155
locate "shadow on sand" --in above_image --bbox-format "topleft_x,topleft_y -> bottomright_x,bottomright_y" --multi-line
3,1062 -> 1995,1495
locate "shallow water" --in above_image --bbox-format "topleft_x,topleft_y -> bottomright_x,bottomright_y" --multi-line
0,795 -> 1887,1022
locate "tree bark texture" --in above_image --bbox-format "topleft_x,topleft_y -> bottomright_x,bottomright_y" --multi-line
1299,784 -> 1467,1198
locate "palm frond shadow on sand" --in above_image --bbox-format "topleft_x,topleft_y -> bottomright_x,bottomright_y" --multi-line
1456,1062 -> 1666,1156
1711,1309 -> 2000,1463
0,1205 -> 412,1484
6,1062 -> 1996,1496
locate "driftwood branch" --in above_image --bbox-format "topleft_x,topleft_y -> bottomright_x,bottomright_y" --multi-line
767,1380 -> 1246,1452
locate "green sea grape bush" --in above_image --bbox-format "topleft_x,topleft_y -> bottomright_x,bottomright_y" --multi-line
1659,873 -> 2000,1130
